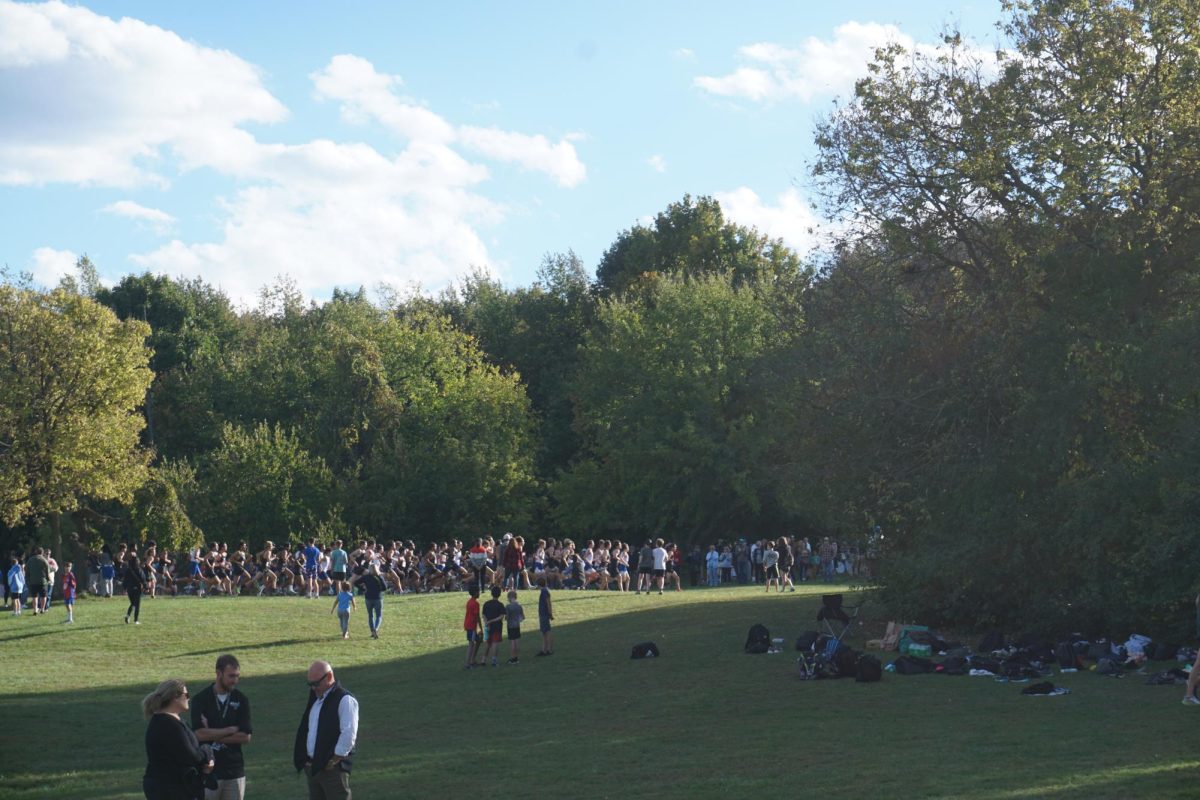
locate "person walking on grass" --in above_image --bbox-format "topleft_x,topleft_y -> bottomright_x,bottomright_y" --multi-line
294,660 -> 358,800
192,654 -> 253,800
463,585 -> 482,668
536,576 -> 554,656
482,586 -> 506,667
355,564 -> 386,639
124,554 -> 148,625
331,582 -> 355,640
505,590 -> 524,664
61,561 -> 76,623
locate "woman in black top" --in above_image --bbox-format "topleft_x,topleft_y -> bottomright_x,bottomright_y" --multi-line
141,679 -> 213,799
124,555 -> 148,624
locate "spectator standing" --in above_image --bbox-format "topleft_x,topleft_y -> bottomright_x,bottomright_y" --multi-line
718,546 -> 733,584
44,548 -> 57,609
192,654 -> 253,800
463,585 -> 482,668
505,590 -> 524,664
686,546 -> 703,587
762,540 -> 780,593
482,586 -> 505,667
7,556 -> 24,615
293,660 -> 358,800
735,539 -> 751,585
536,577 -> 554,657
705,545 -> 719,587
100,545 -> 116,598
329,540 -> 348,587
86,547 -> 101,596
819,537 -> 837,582
650,539 -> 668,595
25,547 -> 50,614
142,679 -> 214,800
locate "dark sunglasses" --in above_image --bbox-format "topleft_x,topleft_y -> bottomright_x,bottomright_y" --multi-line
306,671 -> 330,688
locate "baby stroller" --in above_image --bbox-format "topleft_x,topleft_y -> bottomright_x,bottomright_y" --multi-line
797,627 -> 856,680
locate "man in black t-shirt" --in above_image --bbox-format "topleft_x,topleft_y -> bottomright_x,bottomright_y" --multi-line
192,653 -> 253,800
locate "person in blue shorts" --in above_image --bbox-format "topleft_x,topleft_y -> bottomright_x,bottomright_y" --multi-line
303,538 -> 320,599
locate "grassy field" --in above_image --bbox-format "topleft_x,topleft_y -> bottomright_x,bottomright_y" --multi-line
1,583 -> 1198,799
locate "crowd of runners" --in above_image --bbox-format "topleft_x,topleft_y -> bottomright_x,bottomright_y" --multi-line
5,531 -> 876,615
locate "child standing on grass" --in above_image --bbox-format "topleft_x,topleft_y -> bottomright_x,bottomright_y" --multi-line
464,585 -> 482,668
482,586 -> 506,667
332,581 -> 356,639
61,562 -> 76,623
8,556 -> 24,615
505,590 -> 524,664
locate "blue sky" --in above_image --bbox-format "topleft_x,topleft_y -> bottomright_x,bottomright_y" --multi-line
0,1 -> 1000,306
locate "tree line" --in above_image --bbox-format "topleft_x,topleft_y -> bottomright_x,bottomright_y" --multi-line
3,0 -> 1198,635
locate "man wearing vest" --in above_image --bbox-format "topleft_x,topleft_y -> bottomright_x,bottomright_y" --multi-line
294,660 -> 359,800
192,653 -> 253,800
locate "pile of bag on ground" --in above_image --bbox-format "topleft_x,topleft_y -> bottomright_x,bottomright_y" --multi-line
862,624 -> 1198,680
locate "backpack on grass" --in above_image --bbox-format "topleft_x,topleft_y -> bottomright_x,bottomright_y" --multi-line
856,654 -> 882,682
745,623 -> 771,654
630,641 -> 660,659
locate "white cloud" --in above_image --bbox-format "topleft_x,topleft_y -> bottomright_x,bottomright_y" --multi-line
28,246 -> 77,288
0,5 -> 587,305
101,200 -> 176,234
715,187 -> 822,254
313,55 -> 586,187
0,0 -> 287,187
647,154 -> 667,173
695,21 -> 992,103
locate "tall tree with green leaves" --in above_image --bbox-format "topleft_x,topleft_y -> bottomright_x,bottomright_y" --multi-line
595,195 -> 803,295
556,273 -> 796,542
803,0 -> 1200,633
0,286 -> 153,531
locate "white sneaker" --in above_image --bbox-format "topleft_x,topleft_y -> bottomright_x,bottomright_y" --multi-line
1183,696 -> 1200,706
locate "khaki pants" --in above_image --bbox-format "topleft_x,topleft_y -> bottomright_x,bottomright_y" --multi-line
205,777 -> 246,800
306,764 -> 351,800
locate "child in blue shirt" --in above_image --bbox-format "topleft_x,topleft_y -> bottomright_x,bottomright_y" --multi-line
331,581 -> 356,639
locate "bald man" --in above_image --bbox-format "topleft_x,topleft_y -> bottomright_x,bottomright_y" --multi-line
293,660 -> 359,800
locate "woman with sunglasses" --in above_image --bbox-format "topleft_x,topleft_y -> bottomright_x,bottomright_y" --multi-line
142,679 -> 214,799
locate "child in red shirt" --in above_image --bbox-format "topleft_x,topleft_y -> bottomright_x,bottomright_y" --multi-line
62,562 -> 77,624
463,585 -> 482,668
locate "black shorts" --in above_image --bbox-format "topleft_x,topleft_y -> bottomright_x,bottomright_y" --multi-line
28,583 -> 46,598
638,566 -> 651,574
331,571 -> 346,582
507,627 -> 521,640
653,569 -> 665,578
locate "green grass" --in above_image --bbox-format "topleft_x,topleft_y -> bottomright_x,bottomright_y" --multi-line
2,583 -> 1198,799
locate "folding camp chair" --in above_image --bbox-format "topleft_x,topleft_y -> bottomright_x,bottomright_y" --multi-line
817,594 -> 862,639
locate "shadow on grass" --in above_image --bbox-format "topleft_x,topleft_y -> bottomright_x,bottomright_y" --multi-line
173,638 -> 321,658
2,588 -> 1198,799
